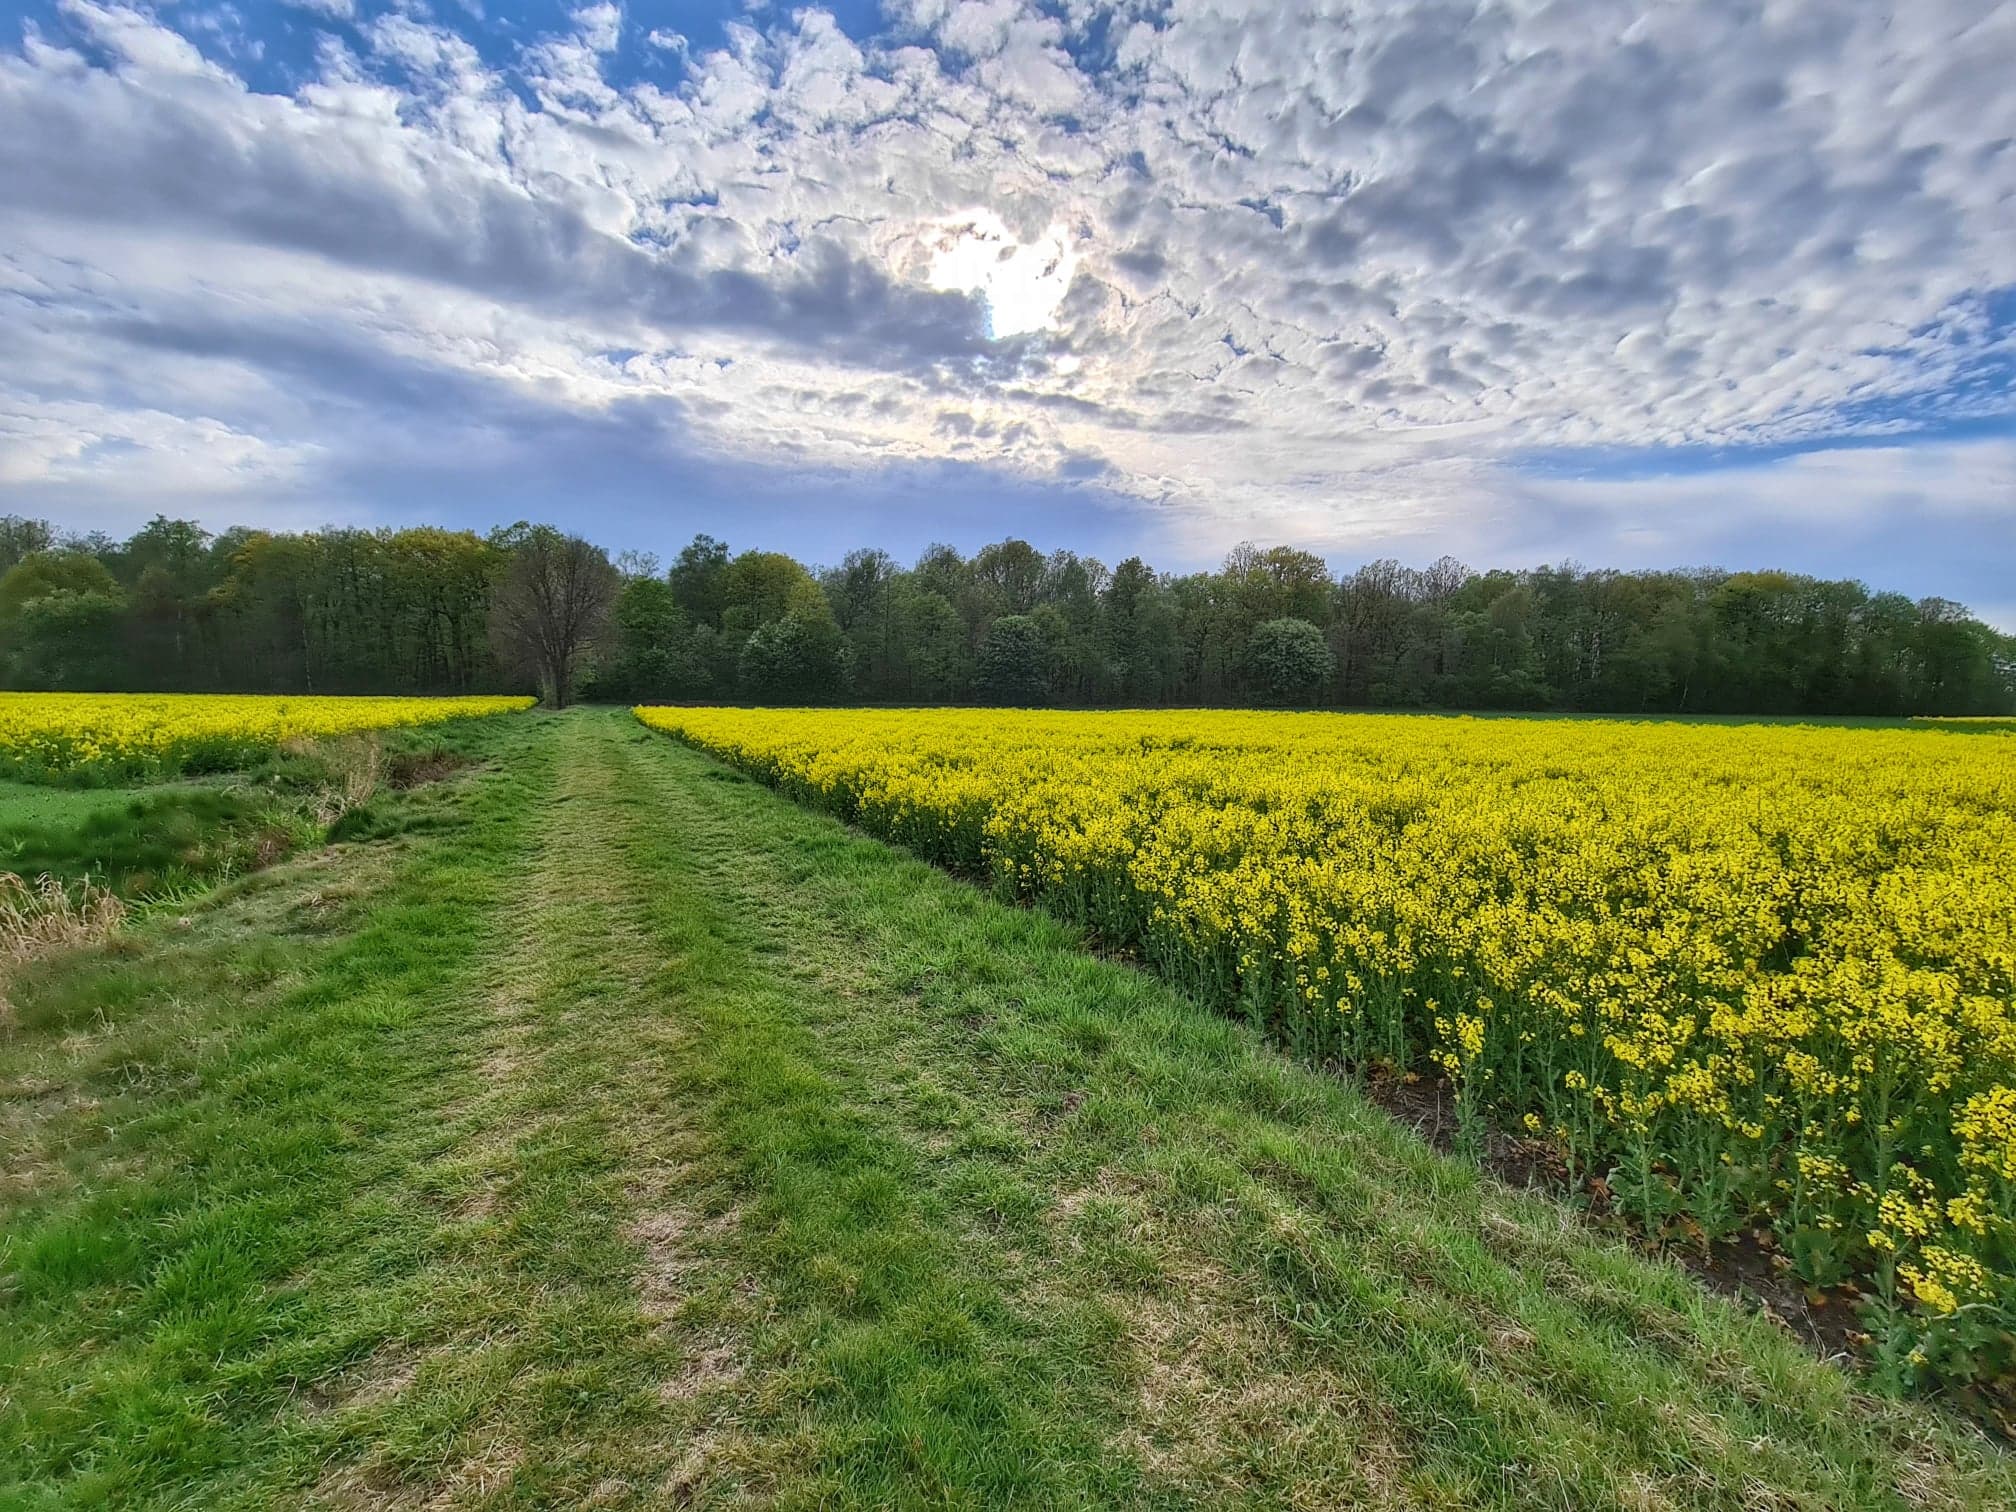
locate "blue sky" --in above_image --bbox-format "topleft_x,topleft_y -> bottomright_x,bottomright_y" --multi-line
1,1 -> 2012,625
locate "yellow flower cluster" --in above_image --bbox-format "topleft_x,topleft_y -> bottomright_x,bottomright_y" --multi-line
637,705 -> 2016,1331
0,692 -> 533,782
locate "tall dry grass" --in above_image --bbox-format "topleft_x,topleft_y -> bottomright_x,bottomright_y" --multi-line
0,872 -> 126,1027
284,733 -> 383,827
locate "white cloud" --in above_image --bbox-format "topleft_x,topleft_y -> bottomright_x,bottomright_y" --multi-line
0,0 -> 2011,568
0,394 -> 319,498
1520,437 -> 2016,531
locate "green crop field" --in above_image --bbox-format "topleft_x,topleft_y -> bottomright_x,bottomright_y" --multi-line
0,780 -> 146,829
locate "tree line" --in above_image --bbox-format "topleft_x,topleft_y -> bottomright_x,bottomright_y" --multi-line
4,513 -> 2011,715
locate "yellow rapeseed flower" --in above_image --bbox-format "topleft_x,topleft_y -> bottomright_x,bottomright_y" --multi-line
1,692 -> 534,781
634,704 -> 2016,1320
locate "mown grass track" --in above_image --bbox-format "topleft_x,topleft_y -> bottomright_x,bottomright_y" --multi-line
2,709 -> 2012,1508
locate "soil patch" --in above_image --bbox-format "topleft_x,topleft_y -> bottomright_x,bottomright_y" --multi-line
386,749 -> 476,790
1359,1062 -> 1873,1370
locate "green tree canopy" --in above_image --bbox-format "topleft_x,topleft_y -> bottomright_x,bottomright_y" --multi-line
1246,617 -> 1335,705
976,614 -> 1049,704
739,585 -> 848,699
0,551 -> 121,618
0,513 -> 2009,716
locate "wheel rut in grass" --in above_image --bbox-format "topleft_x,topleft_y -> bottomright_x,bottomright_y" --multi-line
310,713 -> 758,1508
1,713 -> 566,1508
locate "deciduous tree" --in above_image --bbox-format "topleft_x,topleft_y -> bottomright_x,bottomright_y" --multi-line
1245,617 -> 1335,705
487,527 -> 619,708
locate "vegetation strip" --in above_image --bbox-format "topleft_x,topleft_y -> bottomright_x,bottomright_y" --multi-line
1,712 -> 551,1504
5,709 -> 2013,1507
635,704 -> 2016,1415
7,514 -> 2014,718
0,693 -> 533,785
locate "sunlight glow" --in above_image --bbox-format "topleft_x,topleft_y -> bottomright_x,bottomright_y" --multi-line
925,211 -> 1076,338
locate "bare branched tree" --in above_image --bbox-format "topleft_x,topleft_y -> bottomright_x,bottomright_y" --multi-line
487,526 -> 620,707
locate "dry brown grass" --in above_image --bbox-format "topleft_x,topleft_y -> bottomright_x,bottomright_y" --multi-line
294,733 -> 384,827
0,871 -> 126,1028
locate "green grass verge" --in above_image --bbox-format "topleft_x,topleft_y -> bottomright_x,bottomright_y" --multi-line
0,782 -> 160,830
1,708 -> 2009,1508
0,727 -> 493,899
0,784 -> 307,897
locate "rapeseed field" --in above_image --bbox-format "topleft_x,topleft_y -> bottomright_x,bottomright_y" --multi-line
639,706 -> 2016,1392
0,692 -> 534,782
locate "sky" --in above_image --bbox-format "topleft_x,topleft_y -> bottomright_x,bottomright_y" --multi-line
1,1 -> 2013,625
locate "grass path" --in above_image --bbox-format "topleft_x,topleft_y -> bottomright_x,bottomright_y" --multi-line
2,709 -> 2011,1508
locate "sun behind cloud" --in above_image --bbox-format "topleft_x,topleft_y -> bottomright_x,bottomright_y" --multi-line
922,211 -> 1076,339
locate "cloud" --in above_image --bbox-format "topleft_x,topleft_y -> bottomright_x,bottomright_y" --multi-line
1490,432 -> 2016,568
1519,435 -> 2016,532
0,21 -> 992,370
0,0 -> 2011,587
